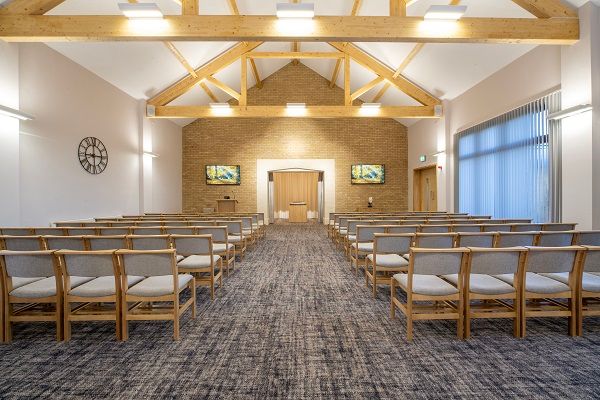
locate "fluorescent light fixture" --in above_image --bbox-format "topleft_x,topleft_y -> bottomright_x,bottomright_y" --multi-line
143,151 -> 159,158
0,104 -> 34,121
276,3 -> 315,19
286,103 -> 306,109
424,5 -> 467,20
361,103 -> 381,109
548,104 -> 593,120
118,3 -> 163,19
210,103 -> 231,109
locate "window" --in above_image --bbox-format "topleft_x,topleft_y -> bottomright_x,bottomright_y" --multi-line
456,92 -> 561,223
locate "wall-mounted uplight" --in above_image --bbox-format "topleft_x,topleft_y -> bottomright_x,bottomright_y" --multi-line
360,103 -> 381,116
210,102 -> 232,116
424,5 -> 467,20
286,102 -> 306,116
431,150 -> 445,157
276,3 -> 315,34
0,104 -> 34,121
119,3 -> 167,33
548,104 -> 593,121
143,151 -> 159,158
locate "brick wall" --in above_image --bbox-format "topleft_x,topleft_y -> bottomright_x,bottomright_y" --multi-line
182,62 -> 408,213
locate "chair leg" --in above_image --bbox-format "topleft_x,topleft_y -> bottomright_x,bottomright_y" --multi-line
568,297 -> 577,337
56,298 -> 63,342
390,279 -> 396,319
115,300 -> 122,341
121,298 -> 129,341
191,280 -> 197,319
63,299 -> 71,342
210,276 -> 215,300
406,301 -> 413,341
372,271 -> 377,298
173,311 -> 180,341
464,299 -> 471,340
4,302 -> 12,343
457,298 -> 464,340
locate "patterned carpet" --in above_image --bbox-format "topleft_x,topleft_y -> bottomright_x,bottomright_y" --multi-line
2,224 -> 600,399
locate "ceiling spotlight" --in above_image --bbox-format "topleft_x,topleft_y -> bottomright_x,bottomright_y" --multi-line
424,5 -> 467,21
118,3 -> 164,19
0,104 -> 34,121
276,3 -> 315,19
548,104 -> 593,120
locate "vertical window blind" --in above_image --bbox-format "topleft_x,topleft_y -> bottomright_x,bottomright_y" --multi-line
456,91 -> 561,223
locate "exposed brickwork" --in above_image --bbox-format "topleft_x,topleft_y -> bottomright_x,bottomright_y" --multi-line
182,63 -> 408,212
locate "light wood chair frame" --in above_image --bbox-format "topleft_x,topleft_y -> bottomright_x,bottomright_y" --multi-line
365,233 -> 414,297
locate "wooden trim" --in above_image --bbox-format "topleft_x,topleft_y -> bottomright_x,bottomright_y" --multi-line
0,15 -> 579,45
0,0 -> 66,15
511,0 -> 577,18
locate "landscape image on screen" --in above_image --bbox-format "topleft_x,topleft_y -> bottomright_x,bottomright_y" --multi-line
351,164 -> 385,184
206,165 -> 241,185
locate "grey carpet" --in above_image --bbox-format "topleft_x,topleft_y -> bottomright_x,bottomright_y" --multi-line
2,224 -> 600,399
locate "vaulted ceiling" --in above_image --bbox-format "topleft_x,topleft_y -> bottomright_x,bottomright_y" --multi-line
1,0 -> 590,126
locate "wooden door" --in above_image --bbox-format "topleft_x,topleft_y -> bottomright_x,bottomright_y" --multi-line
413,165 -> 437,211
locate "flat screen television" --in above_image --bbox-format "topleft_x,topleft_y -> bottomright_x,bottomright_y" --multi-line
206,165 -> 241,185
351,164 -> 385,184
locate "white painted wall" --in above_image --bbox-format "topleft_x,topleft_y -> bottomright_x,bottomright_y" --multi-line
256,159 -> 335,224
0,43 -> 182,226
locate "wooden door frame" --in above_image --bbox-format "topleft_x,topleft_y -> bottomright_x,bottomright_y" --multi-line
413,164 -> 438,211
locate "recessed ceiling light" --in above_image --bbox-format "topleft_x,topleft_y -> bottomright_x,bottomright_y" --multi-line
276,3 -> 315,19
424,5 -> 467,21
118,3 -> 164,19
0,104 -> 34,121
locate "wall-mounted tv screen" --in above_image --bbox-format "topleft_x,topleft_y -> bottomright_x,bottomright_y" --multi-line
206,165 -> 241,185
351,164 -> 385,184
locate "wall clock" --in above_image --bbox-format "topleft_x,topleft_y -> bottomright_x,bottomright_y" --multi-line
78,137 -> 108,175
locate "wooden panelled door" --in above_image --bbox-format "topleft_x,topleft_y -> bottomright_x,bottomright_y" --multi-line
413,165 -> 437,211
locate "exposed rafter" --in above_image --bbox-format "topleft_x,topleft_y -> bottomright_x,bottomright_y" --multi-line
181,0 -> 198,15
0,15 -> 578,44
0,0 -> 65,15
390,0 -> 407,17
148,41 -> 262,106
351,77 -> 385,101
204,76 -> 240,101
330,0 -> 361,88
240,55 -> 247,106
511,0 -> 577,18
152,105 -> 438,119
344,54 -> 351,106
290,0 -> 300,65
249,58 -> 262,89
248,52 -> 344,59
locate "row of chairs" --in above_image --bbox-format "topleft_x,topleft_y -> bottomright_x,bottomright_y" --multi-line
0,249 -> 196,342
389,245 -> 600,341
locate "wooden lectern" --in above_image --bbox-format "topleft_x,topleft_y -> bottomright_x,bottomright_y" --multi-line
216,199 -> 238,213
289,202 -> 308,223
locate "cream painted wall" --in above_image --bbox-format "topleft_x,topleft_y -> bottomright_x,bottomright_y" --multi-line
0,43 -> 183,226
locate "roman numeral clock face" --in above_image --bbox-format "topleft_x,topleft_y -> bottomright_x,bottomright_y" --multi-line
78,137 -> 108,175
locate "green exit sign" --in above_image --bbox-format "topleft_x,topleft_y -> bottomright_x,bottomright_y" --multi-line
419,155 -> 427,162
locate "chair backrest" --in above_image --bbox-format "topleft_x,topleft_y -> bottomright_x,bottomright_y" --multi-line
240,217 -> 253,231
87,235 -> 128,251
97,227 -> 130,236
44,235 -> 87,251
452,224 -> 482,233
0,236 -> 44,251
457,233 -> 495,248
427,219 -> 453,225
409,248 -> 467,276
524,246 -> 582,274
117,249 -> 176,277
577,231 -> 600,246
536,231 -> 575,247
131,226 -> 164,235
543,223 -> 577,231
582,246 -> 600,274
66,227 -> 97,236
163,221 -> 189,227
387,225 -> 419,234
128,235 -> 172,250
503,219 -> 531,224
34,227 -> 65,236
420,225 -> 451,233
356,225 -> 386,242
482,224 -> 512,232
373,234 -> 413,254
347,220 -> 363,235
170,234 -> 212,256
217,220 -> 242,236
0,227 -> 33,236
495,232 -> 537,248
136,220 -> 164,227
512,223 -> 543,232
0,250 -> 58,278
467,247 -> 526,275
414,233 -> 456,249
197,226 -> 228,242
57,250 -> 117,278
164,226 -> 196,235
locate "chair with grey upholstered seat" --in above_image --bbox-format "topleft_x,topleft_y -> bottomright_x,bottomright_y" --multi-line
130,226 -> 164,236
456,232 -> 496,248
217,220 -> 246,261
542,223 -> 577,231
574,246 -> 600,335
65,227 -> 98,236
495,232 -> 537,248
576,231 -> 600,246
350,225 -> 386,275
420,225 -> 452,234
44,235 -> 87,251
536,231 -> 576,247
116,249 -> 195,341
97,227 -> 131,236
365,233 -> 413,297
0,235 -> 45,251
86,235 -> 128,251
33,227 -> 66,236
452,224 -> 483,233
0,228 -> 34,236
197,226 -> 234,274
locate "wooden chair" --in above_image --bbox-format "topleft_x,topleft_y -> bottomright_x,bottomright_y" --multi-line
130,226 -> 164,236
576,246 -> 600,335
344,220 -> 363,259
0,250 -> 68,342
350,225 -> 386,275
0,228 -> 34,236
171,235 -> 222,300
197,226 -> 234,275
387,225 -> 419,234
240,217 -> 256,247
420,225 -> 452,234
117,249 -> 195,341
164,226 -> 196,235
44,235 -> 87,251
576,231 -> 600,246
86,235 -> 128,251
542,223 -> 577,231
481,224 -> 512,232
57,250 -> 139,341
451,247 -> 527,338
97,227 -> 131,236
217,220 -> 247,261
495,232 -> 537,248
0,235 -> 45,251
512,223 -> 543,232
65,227 -> 97,236
452,224 -> 483,233
391,248 -> 469,341
536,231 -> 576,247
365,233 -> 413,297
497,246 -> 584,337
33,227 -> 66,236
413,233 -> 457,251
456,232 -> 496,248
